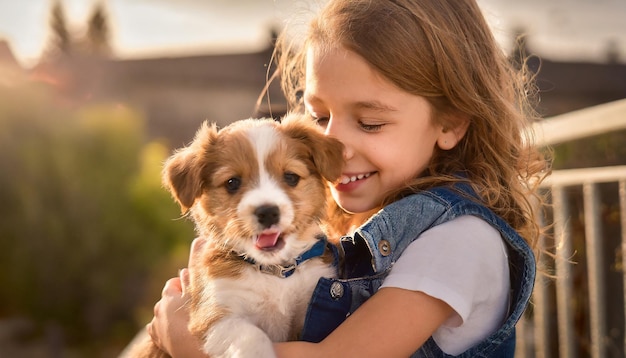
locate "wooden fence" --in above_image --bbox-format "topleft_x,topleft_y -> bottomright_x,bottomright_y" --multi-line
516,99 -> 626,358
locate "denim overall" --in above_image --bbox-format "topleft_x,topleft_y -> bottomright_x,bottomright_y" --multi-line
300,185 -> 536,357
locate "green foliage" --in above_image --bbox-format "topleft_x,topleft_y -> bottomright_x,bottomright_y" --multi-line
0,85 -> 194,353
552,129 -> 626,169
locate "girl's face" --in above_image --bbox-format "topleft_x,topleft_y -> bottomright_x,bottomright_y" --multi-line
304,46 -> 447,214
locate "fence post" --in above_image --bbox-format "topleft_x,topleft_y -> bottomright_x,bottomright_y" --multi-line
552,186 -> 577,358
533,204 -> 551,358
583,183 -> 607,358
620,180 -> 626,357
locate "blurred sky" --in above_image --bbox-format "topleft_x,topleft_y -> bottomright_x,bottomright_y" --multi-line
0,0 -> 625,68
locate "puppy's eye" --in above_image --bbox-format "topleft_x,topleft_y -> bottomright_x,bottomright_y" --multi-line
283,172 -> 300,187
225,176 -> 242,193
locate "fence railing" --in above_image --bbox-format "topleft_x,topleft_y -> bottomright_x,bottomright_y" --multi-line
516,99 -> 626,358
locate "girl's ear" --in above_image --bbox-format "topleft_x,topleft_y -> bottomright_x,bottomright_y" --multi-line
436,115 -> 470,150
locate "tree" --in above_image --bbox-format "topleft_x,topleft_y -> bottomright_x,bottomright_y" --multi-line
85,2 -> 111,57
46,0 -> 72,60
42,1 -> 113,63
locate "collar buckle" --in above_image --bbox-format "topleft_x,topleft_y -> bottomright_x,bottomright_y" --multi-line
259,263 -> 297,278
240,237 -> 327,279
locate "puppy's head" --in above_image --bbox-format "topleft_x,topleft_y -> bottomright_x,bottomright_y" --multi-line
163,113 -> 344,265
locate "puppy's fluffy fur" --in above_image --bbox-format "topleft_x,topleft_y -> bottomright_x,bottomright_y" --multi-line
128,113 -> 344,358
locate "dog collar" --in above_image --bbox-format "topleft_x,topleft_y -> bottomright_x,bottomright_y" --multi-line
241,236 -> 327,278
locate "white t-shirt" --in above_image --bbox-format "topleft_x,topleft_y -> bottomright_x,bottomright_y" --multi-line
380,215 -> 510,355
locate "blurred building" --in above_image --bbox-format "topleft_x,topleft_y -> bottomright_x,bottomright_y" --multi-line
22,33 -> 626,146
531,58 -> 626,117
103,45 -> 286,146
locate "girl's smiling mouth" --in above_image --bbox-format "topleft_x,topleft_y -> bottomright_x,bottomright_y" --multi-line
338,172 -> 374,185
335,172 -> 376,192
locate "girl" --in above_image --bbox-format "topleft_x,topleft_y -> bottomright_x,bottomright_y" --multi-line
147,0 -> 549,356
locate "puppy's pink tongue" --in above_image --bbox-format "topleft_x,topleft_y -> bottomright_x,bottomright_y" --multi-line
256,231 -> 280,248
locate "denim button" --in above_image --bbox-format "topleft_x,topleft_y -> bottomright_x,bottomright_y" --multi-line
378,240 -> 391,256
330,281 -> 344,299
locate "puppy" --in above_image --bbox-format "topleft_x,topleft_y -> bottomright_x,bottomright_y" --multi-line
128,113 -> 344,358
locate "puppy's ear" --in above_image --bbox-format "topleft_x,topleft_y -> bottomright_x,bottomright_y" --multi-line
281,113 -> 344,182
309,134 -> 344,183
162,122 -> 218,213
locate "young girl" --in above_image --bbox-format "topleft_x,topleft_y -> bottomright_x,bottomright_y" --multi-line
147,0 -> 549,356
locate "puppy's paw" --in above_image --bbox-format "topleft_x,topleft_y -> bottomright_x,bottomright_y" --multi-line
203,318 -> 276,358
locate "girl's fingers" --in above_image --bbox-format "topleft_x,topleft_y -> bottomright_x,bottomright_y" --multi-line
182,238 -> 205,297
150,276 -> 192,356
162,277 -> 182,297
189,238 -> 207,266
180,268 -> 190,297
146,321 -> 162,350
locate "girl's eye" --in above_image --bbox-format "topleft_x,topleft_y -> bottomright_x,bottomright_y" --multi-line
283,172 -> 301,187
225,176 -> 242,193
308,112 -> 329,128
312,116 -> 329,128
359,121 -> 384,132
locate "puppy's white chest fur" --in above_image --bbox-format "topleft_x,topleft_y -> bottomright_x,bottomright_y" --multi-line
205,258 -> 335,342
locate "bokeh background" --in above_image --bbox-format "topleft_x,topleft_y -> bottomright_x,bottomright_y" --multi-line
0,0 -> 625,357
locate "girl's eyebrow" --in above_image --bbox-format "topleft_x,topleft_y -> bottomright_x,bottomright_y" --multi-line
354,100 -> 397,113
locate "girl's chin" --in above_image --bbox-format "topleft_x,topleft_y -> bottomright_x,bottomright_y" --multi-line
332,194 -> 379,216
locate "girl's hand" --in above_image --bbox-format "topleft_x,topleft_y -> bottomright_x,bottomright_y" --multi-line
147,238 -> 208,358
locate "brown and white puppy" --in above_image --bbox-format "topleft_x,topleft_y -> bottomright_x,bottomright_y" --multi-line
130,113 -> 344,358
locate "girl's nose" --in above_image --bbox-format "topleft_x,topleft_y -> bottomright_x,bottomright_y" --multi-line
324,117 -> 354,160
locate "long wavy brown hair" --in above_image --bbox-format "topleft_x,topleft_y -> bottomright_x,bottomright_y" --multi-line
268,0 -> 551,252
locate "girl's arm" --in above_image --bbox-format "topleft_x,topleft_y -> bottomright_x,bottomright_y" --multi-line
274,287 -> 453,358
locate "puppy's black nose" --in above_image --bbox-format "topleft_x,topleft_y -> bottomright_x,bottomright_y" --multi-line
255,205 -> 280,228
